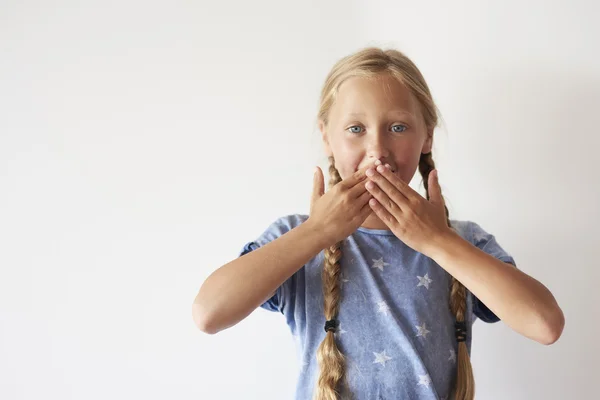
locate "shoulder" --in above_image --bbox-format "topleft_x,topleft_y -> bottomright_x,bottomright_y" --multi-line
240,213 -> 310,256
267,213 -> 309,232
450,218 -> 516,266
254,213 -> 309,240
449,219 -> 496,245
448,219 -> 477,244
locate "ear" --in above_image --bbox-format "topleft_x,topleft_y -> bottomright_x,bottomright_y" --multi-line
422,127 -> 434,154
318,120 -> 333,157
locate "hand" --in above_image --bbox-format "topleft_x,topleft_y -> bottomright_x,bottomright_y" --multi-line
308,162 -> 376,247
364,161 -> 454,256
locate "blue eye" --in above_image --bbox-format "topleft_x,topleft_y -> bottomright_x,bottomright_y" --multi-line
392,125 -> 407,133
348,126 -> 363,134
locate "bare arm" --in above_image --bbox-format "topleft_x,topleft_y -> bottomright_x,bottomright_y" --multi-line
192,218 -> 330,334
429,230 -> 565,345
193,164 -> 374,335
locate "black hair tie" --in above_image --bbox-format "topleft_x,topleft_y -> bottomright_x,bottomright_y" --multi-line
324,319 -> 339,333
455,321 -> 467,342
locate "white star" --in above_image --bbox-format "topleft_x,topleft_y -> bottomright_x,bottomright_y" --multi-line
416,273 -> 433,289
377,300 -> 391,316
448,349 -> 456,362
373,350 -> 393,366
341,272 -> 350,285
415,322 -> 431,339
418,373 -> 432,388
371,257 -> 390,271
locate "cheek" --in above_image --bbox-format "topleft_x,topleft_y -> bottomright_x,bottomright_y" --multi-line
395,146 -> 424,182
394,138 -> 423,160
334,158 -> 360,180
330,138 -> 362,178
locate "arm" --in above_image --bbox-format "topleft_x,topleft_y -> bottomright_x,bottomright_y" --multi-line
192,218 -> 329,335
428,230 -> 565,345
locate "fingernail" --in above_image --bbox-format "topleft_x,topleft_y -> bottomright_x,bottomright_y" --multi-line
374,160 -> 382,166
366,168 -> 375,177
376,165 -> 385,173
385,163 -> 391,170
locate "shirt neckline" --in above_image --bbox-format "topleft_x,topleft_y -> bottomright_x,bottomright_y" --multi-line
356,226 -> 396,236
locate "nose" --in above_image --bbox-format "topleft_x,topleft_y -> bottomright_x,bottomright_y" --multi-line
366,131 -> 389,161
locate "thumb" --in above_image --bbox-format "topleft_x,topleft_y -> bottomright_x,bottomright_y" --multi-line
428,169 -> 444,207
310,166 -> 324,215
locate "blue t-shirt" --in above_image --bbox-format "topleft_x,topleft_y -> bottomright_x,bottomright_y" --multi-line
240,214 -> 516,400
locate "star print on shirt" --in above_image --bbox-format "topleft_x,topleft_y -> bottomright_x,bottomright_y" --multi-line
371,257 -> 390,271
417,373 -> 432,388
377,300 -> 391,316
448,349 -> 456,362
373,350 -> 393,366
416,273 -> 433,289
340,272 -> 350,285
415,322 -> 431,339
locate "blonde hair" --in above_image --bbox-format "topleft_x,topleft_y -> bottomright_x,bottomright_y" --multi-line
313,47 -> 474,400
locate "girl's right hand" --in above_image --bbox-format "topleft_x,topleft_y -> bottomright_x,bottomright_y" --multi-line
308,162 -> 376,247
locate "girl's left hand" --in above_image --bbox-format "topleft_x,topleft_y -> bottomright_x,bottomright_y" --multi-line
365,161 -> 454,257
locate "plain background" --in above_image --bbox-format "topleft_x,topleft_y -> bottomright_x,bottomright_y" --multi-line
1,1 -> 598,399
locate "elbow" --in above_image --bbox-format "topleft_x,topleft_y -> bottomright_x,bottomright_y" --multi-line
539,306 -> 565,346
192,302 -> 218,335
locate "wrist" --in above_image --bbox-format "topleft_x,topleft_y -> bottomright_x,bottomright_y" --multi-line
425,228 -> 464,262
302,217 -> 334,249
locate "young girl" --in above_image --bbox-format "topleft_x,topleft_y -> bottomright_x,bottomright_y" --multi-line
193,47 -> 564,400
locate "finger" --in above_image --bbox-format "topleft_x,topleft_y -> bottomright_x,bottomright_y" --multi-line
365,180 -> 403,219
358,202 -> 373,224
365,167 -> 409,211
368,198 -> 396,228
428,169 -> 444,206
358,200 -> 374,220
310,167 -> 324,213
348,175 -> 372,199
355,189 -> 373,206
371,164 -> 421,204
340,162 -> 378,190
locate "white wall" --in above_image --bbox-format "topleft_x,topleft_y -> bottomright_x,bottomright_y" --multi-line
0,1 -> 597,399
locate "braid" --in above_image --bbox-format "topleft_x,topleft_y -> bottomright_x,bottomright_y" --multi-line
313,156 -> 350,400
419,152 -> 475,400
313,154 -> 474,400
312,45 -> 476,400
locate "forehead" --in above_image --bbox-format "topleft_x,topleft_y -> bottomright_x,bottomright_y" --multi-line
332,74 -> 418,117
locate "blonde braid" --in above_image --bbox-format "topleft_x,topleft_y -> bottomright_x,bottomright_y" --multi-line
313,156 -> 351,400
419,152 -> 475,400
314,46 -> 475,400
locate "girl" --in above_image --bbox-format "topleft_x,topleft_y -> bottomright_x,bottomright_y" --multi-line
193,47 -> 565,400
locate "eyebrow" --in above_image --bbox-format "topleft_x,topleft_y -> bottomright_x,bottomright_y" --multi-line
347,111 -> 415,118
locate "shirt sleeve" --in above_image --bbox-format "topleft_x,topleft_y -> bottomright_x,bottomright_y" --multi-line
468,221 -> 518,323
238,214 -> 306,313
239,241 -> 280,312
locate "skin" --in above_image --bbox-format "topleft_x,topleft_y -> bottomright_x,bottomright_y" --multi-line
319,73 -> 433,230
195,72 -> 563,342
318,73 -> 565,344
